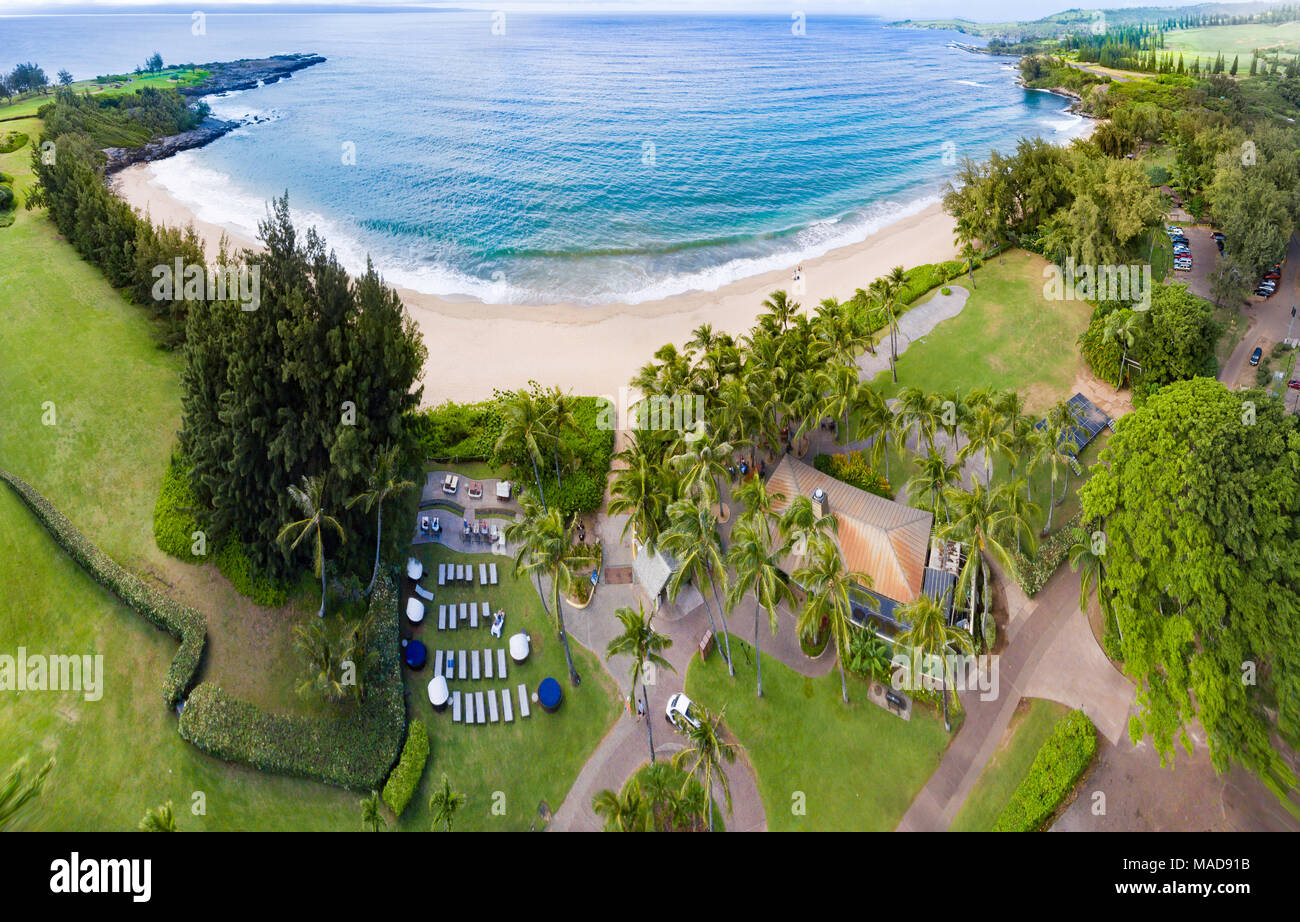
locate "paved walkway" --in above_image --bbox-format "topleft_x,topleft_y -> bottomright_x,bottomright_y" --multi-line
1219,232 -> 1300,396
856,286 -> 970,383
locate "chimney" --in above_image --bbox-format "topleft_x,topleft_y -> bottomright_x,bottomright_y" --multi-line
811,487 -> 828,519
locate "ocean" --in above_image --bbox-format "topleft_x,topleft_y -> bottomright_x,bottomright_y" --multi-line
6,11 -> 1089,304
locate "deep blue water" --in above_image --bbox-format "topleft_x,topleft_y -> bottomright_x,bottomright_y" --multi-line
4,12 -> 1087,303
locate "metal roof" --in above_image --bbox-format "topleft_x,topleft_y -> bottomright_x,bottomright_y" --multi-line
766,454 -> 933,604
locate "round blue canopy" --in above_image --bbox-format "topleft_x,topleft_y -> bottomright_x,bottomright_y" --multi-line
537,677 -> 563,710
405,640 -> 427,669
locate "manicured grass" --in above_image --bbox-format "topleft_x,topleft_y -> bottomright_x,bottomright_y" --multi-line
949,697 -> 1070,831
0,69 -> 209,120
398,543 -> 622,830
869,249 -> 1094,414
685,634 -> 951,831
1166,23 -> 1300,63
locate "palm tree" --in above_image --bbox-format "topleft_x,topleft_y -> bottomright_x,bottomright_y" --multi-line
661,495 -> 735,675
942,481 -> 1036,638
905,452 -> 963,523
958,405 -> 1012,487
669,431 -> 734,509
1068,524 -> 1109,622
138,801 -> 179,832
819,363 -> 860,445
429,774 -> 466,831
505,505 -> 596,686
592,779 -> 651,832
896,386 -> 941,457
292,616 -> 348,702
857,388 -> 898,482
543,386 -> 580,485
725,517 -> 794,697
672,704 -> 740,833
496,389 -> 553,511
958,238 -> 979,289
609,432 -> 671,553
1041,398 -> 1084,531
793,536 -> 871,703
347,443 -> 415,598
360,790 -> 386,831
0,755 -> 53,831
1102,310 -> 1138,391
896,593 -> 974,732
884,265 -> 909,382
606,603 -> 675,763
761,289 -> 800,334
777,494 -> 837,561
277,473 -> 345,619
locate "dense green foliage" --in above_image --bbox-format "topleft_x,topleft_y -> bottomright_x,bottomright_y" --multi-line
812,451 -> 893,499
381,719 -> 430,817
178,575 -> 405,790
410,399 -> 503,460
1077,282 -> 1219,391
0,468 -> 205,707
993,709 -> 1097,831
0,132 -> 27,154
1081,378 -> 1300,798
39,85 -> 205,149
1009,512 -> 1082,597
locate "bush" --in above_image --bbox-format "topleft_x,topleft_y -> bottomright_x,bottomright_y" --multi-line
0,468 -> 206,707
940,286 -> 952,296
812,451 -> 892,499
0,184 -> 13,212
0,132 -> 27,154
1009,511 -> 1081,596
213,538 -> 289,607
153,452 -> 204,560
1146,164 -> 1171,186
409,399 -> 502,461
179,575 -> 406,790
382,719 -> 430,816
993,710 -> 1097,831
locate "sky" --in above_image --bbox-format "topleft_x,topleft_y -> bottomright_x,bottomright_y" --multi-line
0,0 -> 1246,19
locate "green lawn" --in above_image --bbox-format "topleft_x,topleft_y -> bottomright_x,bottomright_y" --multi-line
949,698 -> 1070,831
869,249 -> 1095,415
0,68 -> 209,120
1166,23 -> 1300,64
685,634 -> 951,831
398,543 -> 621,830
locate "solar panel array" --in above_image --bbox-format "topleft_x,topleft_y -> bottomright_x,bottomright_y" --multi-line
1035,393 -> 1112,459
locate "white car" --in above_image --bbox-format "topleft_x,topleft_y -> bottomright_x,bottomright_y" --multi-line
665,692 -> 701,731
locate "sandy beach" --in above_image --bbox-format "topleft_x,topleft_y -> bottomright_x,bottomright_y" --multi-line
113,163 -> 958,404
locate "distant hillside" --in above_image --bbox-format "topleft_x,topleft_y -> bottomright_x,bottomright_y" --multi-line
894,3 -> 1290,41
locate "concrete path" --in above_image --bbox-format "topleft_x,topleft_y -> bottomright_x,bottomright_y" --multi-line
856,286 -> 969,383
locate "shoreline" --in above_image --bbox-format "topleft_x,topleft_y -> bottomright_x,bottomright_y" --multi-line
112,164 -> 962,404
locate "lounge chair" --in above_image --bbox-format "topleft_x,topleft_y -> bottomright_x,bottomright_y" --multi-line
497,648 -> 507,678
487,689 -> 499,722
458,650 -> 467,680
469,603 -> 478,629
459,602 -> 468,626
438,563 -> 446,586
438,604 -> 447,630
465,693 -> 475,724
434,649 -> 443,680
472,649 -> 480,680
479,563 -> 487,585
481,602 -> 490,625
452,690 -> 462,723
475,691 -> 486,724
502,687 -> 514,722
454,563 -> 462,582
518,684 -> 531,718
484,648 -> 494,679
489,563 -> 498,585
414,583 -> 434,602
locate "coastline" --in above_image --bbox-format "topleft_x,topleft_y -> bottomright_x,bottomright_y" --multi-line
112,163 -> 961,404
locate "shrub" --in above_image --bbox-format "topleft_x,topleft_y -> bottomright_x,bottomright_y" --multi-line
812,451 -> 892,499
382,719 -> 430,816
0,184 -> 13,212
409,399 -> 502,460
0,132 -> 27,154
0,468 -> 206,707
153,452 -> 204,560
214,538 -> 289,607
179,575 -> 405,790
940,286 -> 952,296
1146,164 -> 1171,186
1009,511 -> 1081,596
993,710 -> 1097,831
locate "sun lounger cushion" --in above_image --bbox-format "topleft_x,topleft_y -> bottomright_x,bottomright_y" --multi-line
518,684 -> 530,718
458,651 -> 467,680
438,605 -> 447,630
472,649 -> 480,680
502,688 -> 514,722
470,604 -> 478,629
480,563 -> 487,585
475,691 -> 486,724
459,602 -> 467,624
465,693 -> 475,724
438,563 -> 446,586
497,648 -> 507,678
490,563 -> 498,585
484,649 -> 494,679
452,691 -> 462,723
414,583 -> 434,601
487,689 -> 499,722
434,650 -> 443,680
481,602 -> 490,624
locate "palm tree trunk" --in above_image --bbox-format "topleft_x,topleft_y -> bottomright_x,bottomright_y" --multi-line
754,601 -> 763,697
554,589 -> 581,686
839,657 -> 849,704
640,676 -> 656,764
531,454 -> 547,511
707,573 -> 735,677
367,503 -> 383,598
319,553 -> 328,619
1117,346 -> 1127,390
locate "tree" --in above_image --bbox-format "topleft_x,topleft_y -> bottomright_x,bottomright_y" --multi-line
760,289 -> 800,334
671,705 -> 739,833
138,801 -> 179,832
1067,525 -> 1108,622
505,504 -> 595,686
1080,378 -> 1300,799
661,495 -> 735,675
592,779 -> 651,832
609,431 -> 672,553
793,536 -> 871,703
906,452 -> 963,523
496,389 -> 553,511
347,442 -> 414,598
542,386 -> 580,486
360,790 -> 386,831
146,52 -> 164,73
725,516 -> 794,697
943,481 -> 1035,638
0,756 -> 53,831
606,603 -> 675,764
1102,309 -> 1138,391
429,774 -> 466,831
277,474 -> 345,619
896,593 -> 974,732
292,615 -> 349,703
57,69 -> 73,87
958,405 -> 1012,487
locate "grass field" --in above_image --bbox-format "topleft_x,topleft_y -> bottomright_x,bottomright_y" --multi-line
949,697 -> 1070,831
397,543 -> 622,830
0,68 -> 208,121
685,634 -> 951,831
1166,23 -> 1300,64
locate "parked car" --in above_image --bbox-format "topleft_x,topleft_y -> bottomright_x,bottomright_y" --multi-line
1289,379 -> 1300,391
1211,230 -> 1226,240
665,693 -> 701,731
1255,288 -> 1274,297
1250,347 -> 1264,366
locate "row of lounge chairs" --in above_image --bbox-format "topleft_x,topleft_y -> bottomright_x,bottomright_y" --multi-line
437,602 -> 503,632
451,684 -> 531,724
432,647 -> 509,681
437,562 -> 498,586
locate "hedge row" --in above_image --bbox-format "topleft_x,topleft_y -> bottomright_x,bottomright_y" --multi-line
382,718 -> 430,816
0,468 -> 206,707
1009,511 -> 1082,597
993,709 -> 1098,831
178,574 -> 406,790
